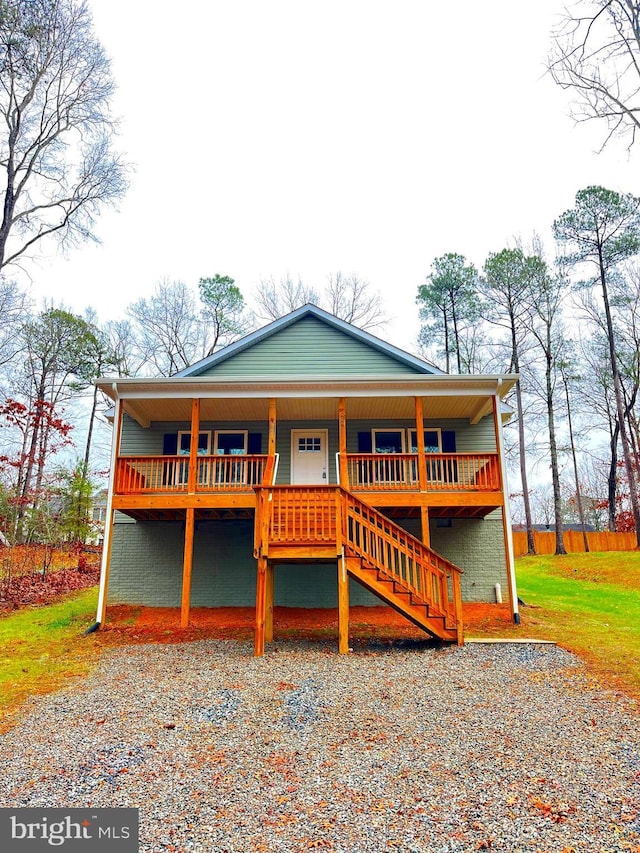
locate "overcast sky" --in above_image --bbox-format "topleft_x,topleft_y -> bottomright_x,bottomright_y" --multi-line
18,0 -> 640,351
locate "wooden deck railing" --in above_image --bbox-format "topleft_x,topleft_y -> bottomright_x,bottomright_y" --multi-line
253,484 -> 462,631
114,455 -> 270,494
114,452 -> 500,497
345,452 -> 500,491
254,485 -> 338,549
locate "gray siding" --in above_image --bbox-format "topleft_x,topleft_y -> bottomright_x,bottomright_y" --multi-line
197,316 -> 421,377
119,418 -> 268,456
108,520 -> 378,607
431,515 -> 508,602
109,513 -> 508,607
119,412 -> 496,461
394,515 -> 508,602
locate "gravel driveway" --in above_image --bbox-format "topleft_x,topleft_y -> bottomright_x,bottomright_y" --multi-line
0,639 -> 638,852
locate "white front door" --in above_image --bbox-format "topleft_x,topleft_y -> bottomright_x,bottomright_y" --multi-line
291,430 -> 328,484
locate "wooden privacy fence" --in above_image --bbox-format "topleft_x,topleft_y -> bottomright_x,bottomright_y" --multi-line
513,529 -> 638,555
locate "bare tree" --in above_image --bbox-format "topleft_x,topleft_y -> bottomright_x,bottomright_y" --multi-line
524,253 -> 569,555
554,185 -> 640,545
0,277 -> 29,377
126,280 -> 202,377
102,318 -> 146,378
559,358 -> 590,551
0,0 -> 128,271
252,271 -> 389,332
253,275 -> 321,322
578,330 -> 620,530
325,272 -> 388,331
549,1 -> 640,151
481,247 -> 540,555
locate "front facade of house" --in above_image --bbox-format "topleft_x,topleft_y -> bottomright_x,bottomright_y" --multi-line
96,305 -> 518,653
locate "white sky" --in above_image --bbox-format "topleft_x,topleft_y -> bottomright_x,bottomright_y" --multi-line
17,0 -> 640,351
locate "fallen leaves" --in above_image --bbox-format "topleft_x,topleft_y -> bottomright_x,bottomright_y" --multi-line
529,795 -> 574,823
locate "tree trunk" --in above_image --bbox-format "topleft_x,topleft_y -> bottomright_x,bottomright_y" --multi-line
563,373 -> 589,552
608,422 -> 620,532
443,305 -> 451,373
513,345 -> 536,555
547,350 -> 566,555
84,383 -> 99,470
599,249 -> 640,546
451,298 -> 462,373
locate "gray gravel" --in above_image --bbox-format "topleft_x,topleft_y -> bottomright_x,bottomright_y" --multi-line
1,639 -> 638,852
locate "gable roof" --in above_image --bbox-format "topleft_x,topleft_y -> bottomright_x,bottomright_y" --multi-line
174,304 -> 443,378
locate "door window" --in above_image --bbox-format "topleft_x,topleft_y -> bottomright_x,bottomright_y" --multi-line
298,436 -> 322,453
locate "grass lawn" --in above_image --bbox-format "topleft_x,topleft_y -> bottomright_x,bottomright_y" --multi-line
0,587 -> 100,732
1,551 -> 638,730
514,551 -> 640,700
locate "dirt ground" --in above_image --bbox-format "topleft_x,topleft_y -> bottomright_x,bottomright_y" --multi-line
98,602 -> 516,647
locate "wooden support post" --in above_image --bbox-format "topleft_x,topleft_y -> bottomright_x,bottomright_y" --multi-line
97,396 -> 124,626
414,396 -> 428,491
255,556 -> 267,656
187,398 -> 200,494
335,487 -> 343,555
338,398 -> 349,487
492,393 -> 520,624
265,562 -> 274,643
420,506 -> 431,548
181,507 -> 195,628
338,552 -> 350,654
268,398 -> 277,455
452,570 -> 464,646
415,397 -> 431,548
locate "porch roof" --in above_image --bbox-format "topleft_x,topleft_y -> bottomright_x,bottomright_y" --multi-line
96,374 -> 518,428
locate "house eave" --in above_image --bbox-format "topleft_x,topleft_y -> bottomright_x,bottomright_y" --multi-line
97,373 -> 518,401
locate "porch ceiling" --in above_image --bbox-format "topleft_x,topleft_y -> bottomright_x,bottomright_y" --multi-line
115,393 -> 501,427
96,374 -> 517,427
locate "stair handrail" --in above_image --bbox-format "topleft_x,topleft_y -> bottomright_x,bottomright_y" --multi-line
339,487 -> 462,630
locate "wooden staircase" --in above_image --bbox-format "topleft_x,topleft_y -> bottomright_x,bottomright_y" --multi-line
254,485 -> 463,647
341,491 -> 462,643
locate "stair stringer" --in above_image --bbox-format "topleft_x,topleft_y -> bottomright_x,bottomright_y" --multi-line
344,554 -> 458,642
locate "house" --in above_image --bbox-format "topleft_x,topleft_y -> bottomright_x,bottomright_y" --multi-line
94,304 -> 519,654
87,489 -> 108,546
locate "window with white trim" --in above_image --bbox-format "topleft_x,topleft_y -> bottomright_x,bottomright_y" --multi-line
214,430 -> 248,455
408,428 -> 442,453
371,429 -> 405,453
177,431 -> 211,455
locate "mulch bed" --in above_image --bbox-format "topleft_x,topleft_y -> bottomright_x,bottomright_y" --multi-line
98,602 -> 515,646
